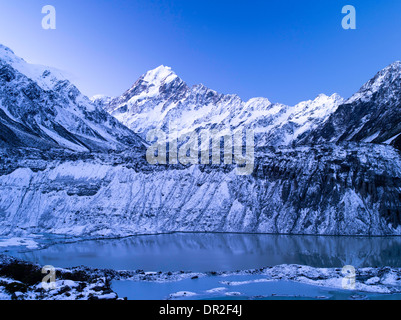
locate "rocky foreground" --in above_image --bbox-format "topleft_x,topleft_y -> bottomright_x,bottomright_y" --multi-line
0,255 -> 120,300
2,254 -> 401,300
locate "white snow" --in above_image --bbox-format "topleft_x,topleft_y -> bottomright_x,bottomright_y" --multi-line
384,132 -> 401,145
205,287 -> 227,293
39,125 -> 89,152
143,65 -> 177,85
363,131 -> 380,143
169,291 -> 198,298
225,292 -> 242,296
221,278 -> 275,286
0,237 -> 38,249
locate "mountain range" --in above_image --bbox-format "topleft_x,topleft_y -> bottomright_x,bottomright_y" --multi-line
0,44 -> 401,237
94,62 -> 401,151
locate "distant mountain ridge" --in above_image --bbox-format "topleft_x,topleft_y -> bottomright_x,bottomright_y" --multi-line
99,65 -> 345,148
99,62 -> 401,152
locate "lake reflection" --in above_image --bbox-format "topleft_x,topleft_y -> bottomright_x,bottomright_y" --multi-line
11,233 -> 401,272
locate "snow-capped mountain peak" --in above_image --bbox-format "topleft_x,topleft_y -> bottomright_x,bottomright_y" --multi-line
293,93 -> 343,116
104,65 -> 188,116
347,61 -> 401,104
142,65 -> 178,86
314,93 -> 343,104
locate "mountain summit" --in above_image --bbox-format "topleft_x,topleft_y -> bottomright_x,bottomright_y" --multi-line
142,65 -> 178,86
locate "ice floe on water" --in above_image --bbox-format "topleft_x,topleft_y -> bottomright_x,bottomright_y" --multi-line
220,278 -> 275,286
225,292 -> 242,296
169,291 -> 198,298
205,287 -> 227,293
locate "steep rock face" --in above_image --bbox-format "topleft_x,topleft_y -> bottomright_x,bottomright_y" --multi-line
0,144 -> 400,237
102,66 -> 343,147
297,62 -> 401,150
0,45 -> 144,152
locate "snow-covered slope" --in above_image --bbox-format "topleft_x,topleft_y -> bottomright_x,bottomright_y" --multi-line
297,61 -> 401,150
102,65 -> 343,147
0,45 -> 144,152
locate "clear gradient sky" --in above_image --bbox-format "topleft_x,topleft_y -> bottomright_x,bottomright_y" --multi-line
1,0 -> 401,105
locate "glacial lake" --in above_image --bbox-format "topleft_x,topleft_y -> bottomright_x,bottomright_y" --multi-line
4,232 -> 401,272
3,232 -> 401,300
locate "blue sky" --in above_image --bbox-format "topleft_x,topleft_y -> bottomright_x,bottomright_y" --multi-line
1,0 -> 401,105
